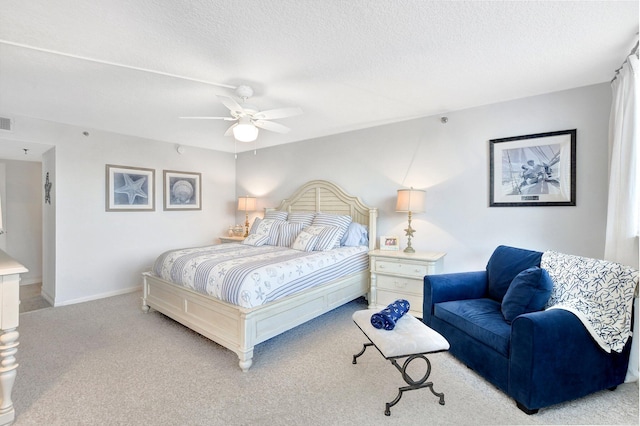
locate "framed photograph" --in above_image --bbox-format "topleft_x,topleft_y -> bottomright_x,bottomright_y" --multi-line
163,170 -> 201,211
106,164 -> 155,211
380,235 -> 400,251
489,129 -> 576,207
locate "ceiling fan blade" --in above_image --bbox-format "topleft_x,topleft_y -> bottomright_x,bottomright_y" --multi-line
252,107 -> 303,120
253,120 -> 291,134
224,122 -> 238,137
180,116 -> 237,121
217,95 -> 245,114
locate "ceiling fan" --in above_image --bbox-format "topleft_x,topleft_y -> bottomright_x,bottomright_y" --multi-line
180,85 -> 303,142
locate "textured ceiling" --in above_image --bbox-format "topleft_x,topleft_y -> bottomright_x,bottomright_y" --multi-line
0,0 -> 638,159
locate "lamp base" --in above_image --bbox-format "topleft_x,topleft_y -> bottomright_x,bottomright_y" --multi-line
403,246 -> 415,254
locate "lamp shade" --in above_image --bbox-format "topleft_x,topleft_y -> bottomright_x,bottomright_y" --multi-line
237,196 -> 257,212
395,188 -> 425,213
233,117 -> 259,142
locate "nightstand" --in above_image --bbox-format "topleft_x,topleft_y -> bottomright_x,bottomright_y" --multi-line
219,236 -> 245,244
368,249 -> 446,317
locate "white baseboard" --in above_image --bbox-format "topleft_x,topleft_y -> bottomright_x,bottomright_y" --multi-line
52,285 -> 142,307
20,276 -> 43,286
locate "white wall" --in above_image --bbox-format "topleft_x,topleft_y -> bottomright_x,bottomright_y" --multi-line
0,160 -> 42,284
9,117 -> 236,306
41,147 -> 56,302
236,83 -> 613,273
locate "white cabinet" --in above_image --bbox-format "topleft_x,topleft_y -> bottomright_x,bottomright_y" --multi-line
368,249 -> 445,317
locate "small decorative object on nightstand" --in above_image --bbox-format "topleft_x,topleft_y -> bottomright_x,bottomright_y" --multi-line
369,249 -> 445,317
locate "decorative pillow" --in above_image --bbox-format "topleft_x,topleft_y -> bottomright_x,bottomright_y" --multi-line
277,222 -> 305,247
341,222 -> 369,247
486,245 -> 543,302
242,233 -> 269,247
255,219 -> 286,245
288,212 -> 316,227
303,225 -> 341,251
264,210 -> 288,221
291,232 -> 319,252
501,266 -> 553,324
249,217 -> 262,235
311,213 -> 352,248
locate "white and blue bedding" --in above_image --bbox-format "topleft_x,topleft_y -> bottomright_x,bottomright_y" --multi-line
151,243 -> 369,308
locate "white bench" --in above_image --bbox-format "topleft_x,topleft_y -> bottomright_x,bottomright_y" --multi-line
352,309 -> 450,416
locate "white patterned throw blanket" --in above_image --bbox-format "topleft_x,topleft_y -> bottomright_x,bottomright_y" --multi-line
152,244 -> 369,308
541,251 -> 639,353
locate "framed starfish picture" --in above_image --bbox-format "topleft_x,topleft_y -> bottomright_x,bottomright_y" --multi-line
106,164 -> 155,211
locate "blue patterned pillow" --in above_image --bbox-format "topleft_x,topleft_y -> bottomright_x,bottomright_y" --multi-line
242,233 -> 269,247
264,210 -> 288,221
303,225 -> 341,251
311,213 -> 352,248
277,222 -> 305,247
291,231 -> 319,252
288,211 -> 316,227
255,219 -> 286,245
501,266 -> 553,324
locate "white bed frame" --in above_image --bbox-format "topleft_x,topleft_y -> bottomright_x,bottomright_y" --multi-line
142,180 -> 377,371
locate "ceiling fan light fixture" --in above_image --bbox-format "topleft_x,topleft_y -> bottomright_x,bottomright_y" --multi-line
233,117 -> 259,142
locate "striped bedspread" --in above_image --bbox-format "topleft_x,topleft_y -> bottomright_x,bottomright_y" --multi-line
151,243 -> 369,308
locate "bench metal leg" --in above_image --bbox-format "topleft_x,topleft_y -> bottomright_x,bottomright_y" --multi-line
352,342 -> 373,364
385,354 -> 445,416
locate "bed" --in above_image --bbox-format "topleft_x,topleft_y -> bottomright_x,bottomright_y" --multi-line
142,180 -> 378,371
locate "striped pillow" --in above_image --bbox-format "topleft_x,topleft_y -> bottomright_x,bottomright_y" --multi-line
255,219 -> 286,245
291,231 -> 319,252
311,213 -> 352,248
264,210 -> 288,221
303,225 -> 341,251
277,222 -> 305,247
249,217 -> 262,235
242,233 -> 269,246
288,212 -> 316,227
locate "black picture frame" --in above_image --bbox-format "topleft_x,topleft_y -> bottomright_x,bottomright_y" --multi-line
489,129 -> 576,207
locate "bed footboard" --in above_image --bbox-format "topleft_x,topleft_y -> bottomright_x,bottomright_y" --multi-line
142,270 -> 368,371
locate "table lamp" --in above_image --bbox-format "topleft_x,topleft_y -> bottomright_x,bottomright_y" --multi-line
237,196 -> 257,237
395,188 -> 425,253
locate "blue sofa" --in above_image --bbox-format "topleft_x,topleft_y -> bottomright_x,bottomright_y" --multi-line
423,245 -> 633,414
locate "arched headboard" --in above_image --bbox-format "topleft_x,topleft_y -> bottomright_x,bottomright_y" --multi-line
274,180 -> 378,250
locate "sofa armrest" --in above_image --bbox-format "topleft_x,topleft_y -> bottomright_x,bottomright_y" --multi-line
423,271 -> 488,325
510,309 -> 631,411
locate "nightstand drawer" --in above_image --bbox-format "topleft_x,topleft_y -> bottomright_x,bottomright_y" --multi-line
376,275 -> 423,294
374,260 -> 428,278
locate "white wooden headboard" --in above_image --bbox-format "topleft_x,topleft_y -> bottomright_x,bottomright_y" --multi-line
274,180 -> 378,251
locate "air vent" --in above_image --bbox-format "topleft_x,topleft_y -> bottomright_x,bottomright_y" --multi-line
0,117 -> 12,131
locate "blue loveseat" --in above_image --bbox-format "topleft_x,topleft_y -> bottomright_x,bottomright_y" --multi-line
423,245 -> 634,414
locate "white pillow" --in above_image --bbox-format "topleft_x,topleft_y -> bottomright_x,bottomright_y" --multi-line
291,231 -> 319,252
242,233 -> 269,246
249,217 -> 262,235
303,225 -> 341,251
277,222 -> 305,247
312,213 -> 352,248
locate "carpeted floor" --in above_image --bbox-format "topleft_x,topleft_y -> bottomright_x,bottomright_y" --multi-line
14,292 -> 639,425
19,283 -> 52,314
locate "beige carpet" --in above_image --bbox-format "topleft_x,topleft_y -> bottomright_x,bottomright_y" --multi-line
13,292 -> 639,425
19,284 -> 52,314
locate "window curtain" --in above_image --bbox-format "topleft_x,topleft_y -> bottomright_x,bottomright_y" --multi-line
606,41 -> 638,383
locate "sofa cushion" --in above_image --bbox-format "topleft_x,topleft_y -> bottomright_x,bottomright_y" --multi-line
486,245 -> 543,302
501,267 -> 553,324
434,298 -> 511,356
